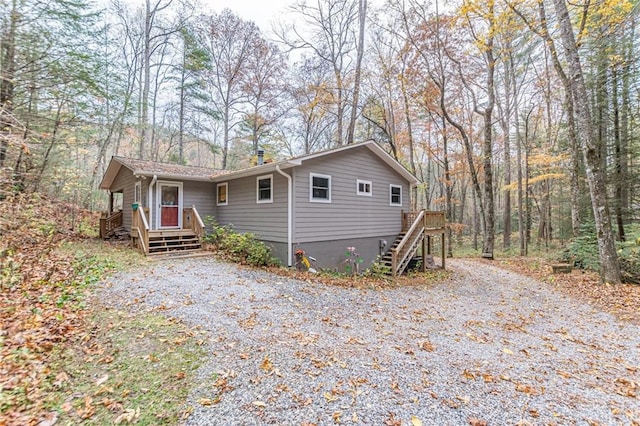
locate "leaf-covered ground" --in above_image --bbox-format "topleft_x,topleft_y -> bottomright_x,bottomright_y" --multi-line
0,195 -> 205,425
485,257 -> 640,325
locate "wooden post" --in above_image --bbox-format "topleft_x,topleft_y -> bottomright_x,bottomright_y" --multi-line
391,250 -> 397,277
441,232 -> 446,269
427,236 -> 432,255
422,234 -> 427,273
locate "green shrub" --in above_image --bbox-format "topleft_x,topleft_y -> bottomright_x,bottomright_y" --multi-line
563,222 -> 640,283
204,218 -> 280,267
562,223 -> 600,270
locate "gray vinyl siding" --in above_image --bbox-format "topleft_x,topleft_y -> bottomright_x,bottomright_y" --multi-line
293,146 -> 408,242
110,167 -> 136,231
183,181 -> 217,225
216,172 -> 288,243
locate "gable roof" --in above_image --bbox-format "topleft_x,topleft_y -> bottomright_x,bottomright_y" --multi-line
211,140 -> 420,184
99,156 -> 220,189
99,141 -> 420,190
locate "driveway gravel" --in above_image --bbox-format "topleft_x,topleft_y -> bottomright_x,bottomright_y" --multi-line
101,257 -> 640,425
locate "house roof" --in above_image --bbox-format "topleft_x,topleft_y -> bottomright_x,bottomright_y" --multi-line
100,141 -> 420,190
211,140 -> 420,184
99,156 -> 220,189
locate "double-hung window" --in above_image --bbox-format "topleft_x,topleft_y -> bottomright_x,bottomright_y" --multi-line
257,175 -> 273,203
310,173 -> 331,202
390,184 -> 402,206
217,182 -> 228,206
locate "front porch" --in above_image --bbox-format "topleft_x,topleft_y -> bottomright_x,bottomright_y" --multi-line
101,205 -> 205,256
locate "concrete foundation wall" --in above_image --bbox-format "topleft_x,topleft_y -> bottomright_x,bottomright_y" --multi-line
263,235 -> 398,271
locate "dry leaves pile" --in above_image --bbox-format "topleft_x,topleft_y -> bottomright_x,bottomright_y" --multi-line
487,257 -> 640,325
0,194 -> 99,424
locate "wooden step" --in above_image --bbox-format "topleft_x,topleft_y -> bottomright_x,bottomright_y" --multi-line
148,248 -> 208,259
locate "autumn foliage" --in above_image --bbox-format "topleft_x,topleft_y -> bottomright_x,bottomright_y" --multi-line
0,194 -> 100,424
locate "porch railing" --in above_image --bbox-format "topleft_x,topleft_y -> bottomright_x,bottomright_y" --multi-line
182,205 -> 205,238
99,210 -> 123,239
130,205 -> 204,256
131,207 -> 150,255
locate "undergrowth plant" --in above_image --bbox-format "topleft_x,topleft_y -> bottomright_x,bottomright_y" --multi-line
562,223 -> 640,283
203,217 -> 280,267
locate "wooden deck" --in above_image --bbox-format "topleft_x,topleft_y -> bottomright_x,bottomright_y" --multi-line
384,210 -> 446,277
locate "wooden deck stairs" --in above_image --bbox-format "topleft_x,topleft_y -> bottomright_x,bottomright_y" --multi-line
381,210 -> 446,277
126,205 -> 206,257
147,229 -> 202,256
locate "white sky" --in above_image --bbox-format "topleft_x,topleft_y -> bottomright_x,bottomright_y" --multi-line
200,0 -> 293,34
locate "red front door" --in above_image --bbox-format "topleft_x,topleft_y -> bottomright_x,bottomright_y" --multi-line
159,184 -> 180,228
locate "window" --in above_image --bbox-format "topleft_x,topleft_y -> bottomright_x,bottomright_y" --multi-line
390,184 -> 402,206
217,182 -> 228,206
310,173 -> 331,202
257,174 -> 273,203
134,181 -> 141,204
356,179 -> 372,196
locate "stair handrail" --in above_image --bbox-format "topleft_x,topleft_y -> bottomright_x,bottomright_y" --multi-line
191,205 -> 205,238
132,206 -> 150,255
392,210 -> 426,276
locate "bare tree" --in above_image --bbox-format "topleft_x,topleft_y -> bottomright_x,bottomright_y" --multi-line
551,0 -> 621,283
277,0 -> 359,146
198,9 -> 262,169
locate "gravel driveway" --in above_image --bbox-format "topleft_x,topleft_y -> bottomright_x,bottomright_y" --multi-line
101,257 -> 640,425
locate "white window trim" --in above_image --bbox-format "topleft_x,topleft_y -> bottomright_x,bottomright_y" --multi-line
134,181 -> 142,204
390,184 -> 402,206
309,173 -> 332,203
217,182 -> 228,206
256,174 -> 273,204
356,179 -> 372,196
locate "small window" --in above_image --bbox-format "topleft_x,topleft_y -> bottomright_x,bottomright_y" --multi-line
134,181 -> 142,204
310,173 -> 331,202
217,182 -> 228,206
390,184 -> 402,206
257,174 -> 273,203
356,179 -> 372,196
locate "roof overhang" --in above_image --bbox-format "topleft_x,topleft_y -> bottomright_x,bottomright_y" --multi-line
99,157 -> 216,190
211,141 -> 420,185
211,159 -> 302,182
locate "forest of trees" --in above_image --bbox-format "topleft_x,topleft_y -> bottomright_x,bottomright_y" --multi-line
0,0 -> 638,282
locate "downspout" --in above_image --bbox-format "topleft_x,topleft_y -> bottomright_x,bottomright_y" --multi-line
275,165 -> 292,267
148,174 -> 157,229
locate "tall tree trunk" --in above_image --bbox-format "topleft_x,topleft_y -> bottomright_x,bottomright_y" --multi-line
481,1 -> 496,259
551,0 -> 621,283
611,66 -> 625,241
139,0 -> 152,160
620,20 -> 633,227
179,51 -> 186,163
0,0 -> 17,166
501,49 -> 514,249
442,116 -> 453,257
346,0 -> 366,145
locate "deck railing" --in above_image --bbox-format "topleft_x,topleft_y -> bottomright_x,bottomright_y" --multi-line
394,210 -> 446,276
392,210 -> 426,277
99,210 -> 123,239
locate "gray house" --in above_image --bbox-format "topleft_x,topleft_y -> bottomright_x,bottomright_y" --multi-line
100,141 -> 443,273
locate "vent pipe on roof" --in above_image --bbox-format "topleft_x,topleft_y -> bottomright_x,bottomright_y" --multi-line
257,148 -> 264,165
